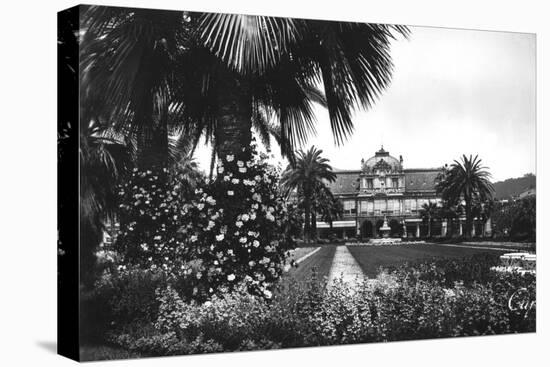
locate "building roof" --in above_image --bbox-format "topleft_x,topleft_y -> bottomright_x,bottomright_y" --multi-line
363,146 -> 401,172
404,169 -> 441,192
327,170 -> 360,194
326,168 -> 442,195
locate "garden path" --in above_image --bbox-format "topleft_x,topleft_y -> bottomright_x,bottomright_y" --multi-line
327,245 -> 364,288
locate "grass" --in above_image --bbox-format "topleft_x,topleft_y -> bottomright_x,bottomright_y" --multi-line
347,243 -> 509,277
287,247 -> 318,263
284,245 -> 336,283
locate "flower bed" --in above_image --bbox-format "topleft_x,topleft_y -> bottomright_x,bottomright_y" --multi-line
100,254 -> 535,357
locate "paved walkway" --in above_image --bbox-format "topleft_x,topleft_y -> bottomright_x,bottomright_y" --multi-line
327,245 -> 364,288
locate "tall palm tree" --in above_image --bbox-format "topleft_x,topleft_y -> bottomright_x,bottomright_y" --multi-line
436,155 -> 494,238
197,15 -> 409,162
281,147 -> 336,242
420,202 -> 439,238
82,7 -> 408,170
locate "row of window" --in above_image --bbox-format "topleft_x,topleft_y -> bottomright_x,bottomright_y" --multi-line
341,198 -> 440,215
361,177 -> 400,189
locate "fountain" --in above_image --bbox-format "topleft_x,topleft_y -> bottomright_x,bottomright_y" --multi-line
378,216 -> 391,238
368,216 -> 402,245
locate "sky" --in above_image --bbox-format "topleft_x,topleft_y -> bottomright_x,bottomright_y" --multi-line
195,25 -> 536,182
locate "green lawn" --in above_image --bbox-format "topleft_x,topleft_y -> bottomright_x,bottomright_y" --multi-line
284,245 -> 336,283
347,243 -> 508,277
284,243 -> 513,281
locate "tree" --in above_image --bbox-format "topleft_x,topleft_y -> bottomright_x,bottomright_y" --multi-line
79,121 -> 132,286
420,202 -> 439,238
82,7 -> 408,169
80,6 -> 190,169
281,147 -> 336,242
196,15 -> 409,162
312,184 -> 343,238
492,197 -> 535,240
436,155 -> 494,238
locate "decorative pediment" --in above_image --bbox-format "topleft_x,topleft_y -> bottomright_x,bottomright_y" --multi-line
374,159 -> 392,171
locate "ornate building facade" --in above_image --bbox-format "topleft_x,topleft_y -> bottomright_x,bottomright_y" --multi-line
318,146 -> 456,239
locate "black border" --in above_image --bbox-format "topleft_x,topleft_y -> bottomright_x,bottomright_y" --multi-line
57,4 -> 81,362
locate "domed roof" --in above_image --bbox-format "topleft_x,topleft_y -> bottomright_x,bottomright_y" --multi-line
362,146 -> 402,172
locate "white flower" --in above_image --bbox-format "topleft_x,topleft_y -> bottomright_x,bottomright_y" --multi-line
236,221 -> 243,228
266,213 -> 275,222
239,237 -> 247,243
241,214 -> 250,222
239,167 -> 247,173
237,160 -> 244,167
206,220 -> 215,230
250,213 -> 257,221
226,154 -> 234,162
197,203 -> 205,211
252,193 -> 262,202
227,249 -> 234,256
283,264 -> 291,272
217,166 -> 224,174
196,272 -> 203,279
253,240 -> 260,248
206,196 -> 216,205
215,234 -> 224,241
254,175 -> 261,181
231,178 -> 239,184
204,300 -> 212,307
248,261 -> 256,267
227,190 -> 234,196
154,235 -> 161,240
263,289 -> 272,299
190,235 -> 198,242
227,274 -> 236,281
140,243 -> 148,251
223,175 -> 230,182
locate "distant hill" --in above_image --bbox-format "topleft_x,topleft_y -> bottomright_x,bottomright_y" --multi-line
492,174 -> 536,200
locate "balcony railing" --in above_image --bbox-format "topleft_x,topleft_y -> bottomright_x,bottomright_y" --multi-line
360,187 -> 404,195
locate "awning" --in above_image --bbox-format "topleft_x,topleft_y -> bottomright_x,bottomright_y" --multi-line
316,220 -> 356,229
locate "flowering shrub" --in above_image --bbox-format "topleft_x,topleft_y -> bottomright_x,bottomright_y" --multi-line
115,167 -> 190,273
114,145 -> 298,301
108,256 -> 535,356
179,146 -> 297,299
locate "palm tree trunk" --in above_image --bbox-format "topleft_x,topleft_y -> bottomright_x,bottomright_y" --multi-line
135,90 -> 168,170
428,215 -> 432,238
311,210 -> 317,241
214,73 -> 253,163
465,199 -> 473,239
304,197 -> 311,243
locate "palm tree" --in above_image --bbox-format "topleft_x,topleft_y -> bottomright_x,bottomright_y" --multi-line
79,121 -> 132,286
82,7 -> 408,170
197,15 -> 409,162
314,186 -> 343,236
420,202 -> 439,238
80,6 -> 189,169
436,155 -> 494,238
281,147 -> 336,242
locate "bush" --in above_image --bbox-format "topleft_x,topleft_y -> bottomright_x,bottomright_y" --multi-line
113,145 -> 298,301
80,268 -> 168,344
108,256 -> 535,355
